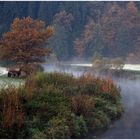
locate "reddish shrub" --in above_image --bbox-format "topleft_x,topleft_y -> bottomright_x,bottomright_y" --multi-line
1,87 -> 25,129
70,94 -> 95,117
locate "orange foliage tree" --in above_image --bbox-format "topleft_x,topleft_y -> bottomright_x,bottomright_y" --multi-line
74,38 -> 85,57
0,17 -> 54,74
74,19 -> 95,57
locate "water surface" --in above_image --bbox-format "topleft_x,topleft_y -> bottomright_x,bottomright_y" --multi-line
97,78 -> 140,139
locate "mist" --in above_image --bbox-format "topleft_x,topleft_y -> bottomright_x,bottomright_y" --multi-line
0,61 -> 140,138
116,78 -> 140,109
42,63 -> 89,77
43,62 -> 140,139
100,78 -> 140,139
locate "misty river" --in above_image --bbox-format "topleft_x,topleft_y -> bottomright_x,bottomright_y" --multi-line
96,78 -> 140,139
0,63 -> 140,138
43,63 -> 140,139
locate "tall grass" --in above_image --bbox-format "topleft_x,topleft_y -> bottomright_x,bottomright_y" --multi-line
0,72 -> 123,138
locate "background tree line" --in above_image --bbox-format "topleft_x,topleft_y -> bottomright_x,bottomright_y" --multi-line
0,1 -> 140,62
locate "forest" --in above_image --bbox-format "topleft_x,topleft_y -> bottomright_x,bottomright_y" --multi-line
0,1 -> 140,139
0,1 -> 140,62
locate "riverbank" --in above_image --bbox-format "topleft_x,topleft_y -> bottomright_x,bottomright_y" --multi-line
0,72 -> 123,138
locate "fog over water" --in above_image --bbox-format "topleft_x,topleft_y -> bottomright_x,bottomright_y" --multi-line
1,63 -> 138,138
43,63 -> 140,139
98,78 -> 140,139
42,63 -> 88,77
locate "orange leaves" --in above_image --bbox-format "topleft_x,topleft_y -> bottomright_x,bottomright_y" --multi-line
103,2 -> 139,39
70,94 -> 95,117
74,38 -> 85,57
100,79 -> 114,94
83,19 -> 95,44
0,17 -> 54,73
54,11 -> 74,28
40,26 -> 54,41
1,87 -> 25,129
11,17 -> 46,31
74,19 -> 95,57
77,74 -> 117,96
126,1 -> 138,15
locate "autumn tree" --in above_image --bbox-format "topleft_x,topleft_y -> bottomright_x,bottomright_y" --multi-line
100,2 -> 140,57
101,3 -> 126,56
125,1 -> 139,29
0,17 -> 54,74
74,17 -> 105,58
74,19 -> 95,57
74,38 -> 85,57
48,11 -> 74,60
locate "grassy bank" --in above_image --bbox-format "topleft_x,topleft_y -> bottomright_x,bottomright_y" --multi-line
0,72 -> 123,138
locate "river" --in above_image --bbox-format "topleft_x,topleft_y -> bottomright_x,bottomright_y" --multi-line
1,64 -> 140,138
43,63 -> 140,139
98,78 -> 140,139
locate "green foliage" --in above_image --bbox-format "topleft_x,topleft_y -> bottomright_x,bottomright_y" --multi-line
45,116 -> 70,139
33,72 -> 75,88
91,110 -> 110,129
0,72 -> 123,138
30,128 -> 46,139
24,86 -> 70,120
73,115 -> 88,138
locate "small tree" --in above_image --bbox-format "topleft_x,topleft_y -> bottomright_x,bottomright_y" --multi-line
0,17 -> 54,74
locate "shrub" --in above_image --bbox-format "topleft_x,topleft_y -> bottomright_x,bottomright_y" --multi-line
23,86 -> 70,120
31,128 -> 46,139
73,115 -> 88,138
70,94 -> 95,117
45,116 -> 70,139
33,72 -> 75,88
0,72 -> 123,138
0,87 -> 27,138
60,111 -> 88,138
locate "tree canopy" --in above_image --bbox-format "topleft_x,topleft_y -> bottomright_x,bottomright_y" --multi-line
0,17 -> 54,73
0,2 -> 140,62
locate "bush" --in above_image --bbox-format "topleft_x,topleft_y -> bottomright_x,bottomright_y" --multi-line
73,115 -> 88,138
32,72 -> 75,89
70,94 -> 95,117
31,128 -> 46,139
23,86 -> 70,121
60,112 -> 88,138
0,87 -> 27,138
0,72 -> 123,138
45,116 -> 70,139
